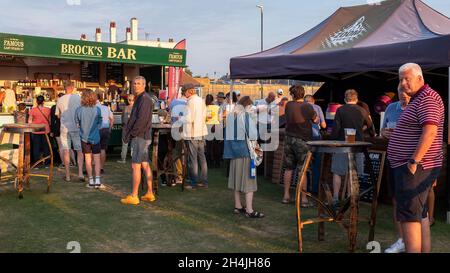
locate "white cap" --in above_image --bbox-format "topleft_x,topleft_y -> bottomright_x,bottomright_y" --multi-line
277,88 -> 283,95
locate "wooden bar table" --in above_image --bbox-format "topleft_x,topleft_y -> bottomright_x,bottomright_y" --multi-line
149,123 -> 187,194
0,123 -> 53,199
296,140 -> 380,253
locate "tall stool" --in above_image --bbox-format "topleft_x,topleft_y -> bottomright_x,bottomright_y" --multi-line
295,140 -> 380,253
0,123 -> 53,199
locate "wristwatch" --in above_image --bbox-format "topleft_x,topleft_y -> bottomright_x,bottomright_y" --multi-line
408,159 -> 419,165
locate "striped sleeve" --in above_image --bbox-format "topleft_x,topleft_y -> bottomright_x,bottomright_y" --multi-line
418,94 -> 441,126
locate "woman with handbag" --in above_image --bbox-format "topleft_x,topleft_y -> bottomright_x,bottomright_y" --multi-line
223,96 -> 264,218
28,95 -> 51,166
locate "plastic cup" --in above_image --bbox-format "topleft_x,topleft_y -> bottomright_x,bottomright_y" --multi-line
344,128 -> 356,143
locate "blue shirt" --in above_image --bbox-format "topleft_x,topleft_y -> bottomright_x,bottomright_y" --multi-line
381,101 -> 405,129
311,104 -> 325,140
170,98 -> 187,123
75,106 -> 102,144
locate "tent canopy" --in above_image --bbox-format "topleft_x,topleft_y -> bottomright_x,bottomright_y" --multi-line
230,0 -> 450,80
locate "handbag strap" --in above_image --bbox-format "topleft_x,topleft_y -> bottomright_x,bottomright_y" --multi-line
36,106 -> 50,126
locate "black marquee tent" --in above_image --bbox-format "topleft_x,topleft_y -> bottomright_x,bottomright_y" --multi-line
230,0 -> 450,80
230,0 -> 450,220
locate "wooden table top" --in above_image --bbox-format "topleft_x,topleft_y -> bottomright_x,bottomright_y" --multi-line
2,123 -> 46,133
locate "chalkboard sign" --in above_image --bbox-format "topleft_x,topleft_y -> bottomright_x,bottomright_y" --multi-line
80,61 -> 99,83
359,150 -> 386,203
106,63 -> 124,84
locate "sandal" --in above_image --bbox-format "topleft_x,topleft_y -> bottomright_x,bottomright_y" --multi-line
245,211 -> 265,218
281,198 -> 293,204
233,207 -> 246,214
300,202 -> 313,208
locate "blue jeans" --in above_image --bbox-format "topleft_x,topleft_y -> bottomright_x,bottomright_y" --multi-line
187,140 -> 208,186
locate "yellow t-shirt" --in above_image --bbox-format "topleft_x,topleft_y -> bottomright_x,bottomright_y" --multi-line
206,105 -> 220,125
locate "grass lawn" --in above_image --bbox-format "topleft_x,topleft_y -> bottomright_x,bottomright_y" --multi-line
0,158 -> 449,253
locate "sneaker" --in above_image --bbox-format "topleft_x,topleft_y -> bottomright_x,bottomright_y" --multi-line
384,238 -> 405,253
161,180 -> 167,187
96,184 -> 106,190
120,195 -> 140,205
141,193 -> 156,202
86,183 -> 95,189
175,178 -> 183,184
117,160 -> 126,164
94,176 -> 101,189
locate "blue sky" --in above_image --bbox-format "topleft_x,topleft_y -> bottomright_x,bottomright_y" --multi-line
0,0 -> 448,78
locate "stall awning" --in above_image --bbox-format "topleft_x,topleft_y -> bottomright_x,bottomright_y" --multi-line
230,0 -> 450,80
0,32 -> 186,67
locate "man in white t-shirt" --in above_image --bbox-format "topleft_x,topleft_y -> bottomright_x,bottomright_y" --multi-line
96,95 -> 114,173
56,81 -> 84,182
255,92 -> 277,129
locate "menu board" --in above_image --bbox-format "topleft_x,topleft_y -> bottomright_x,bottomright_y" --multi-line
80,61 -> 100,83
106,63 -> 124,84
359,150 -> 386,203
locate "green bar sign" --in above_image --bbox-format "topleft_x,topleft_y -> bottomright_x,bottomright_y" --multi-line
0,32 -> 186,67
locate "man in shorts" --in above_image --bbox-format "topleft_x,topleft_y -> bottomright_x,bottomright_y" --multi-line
96,94 -> 114,173
387,63 -> 444,253
121,76 -> 155,205
56,81 -> 84,182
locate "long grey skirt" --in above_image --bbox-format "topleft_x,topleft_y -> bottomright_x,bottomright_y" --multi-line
228,157 -> 257,193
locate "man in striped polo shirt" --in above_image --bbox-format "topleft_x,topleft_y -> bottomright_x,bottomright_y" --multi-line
387,63 -> 444,253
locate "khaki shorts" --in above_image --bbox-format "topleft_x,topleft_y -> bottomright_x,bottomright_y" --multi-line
60,131 -> 82,151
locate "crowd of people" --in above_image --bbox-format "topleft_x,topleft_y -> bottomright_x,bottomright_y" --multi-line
3,62 -> 443,253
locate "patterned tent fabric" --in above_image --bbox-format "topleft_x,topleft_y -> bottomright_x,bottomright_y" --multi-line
230,0 -> 450,80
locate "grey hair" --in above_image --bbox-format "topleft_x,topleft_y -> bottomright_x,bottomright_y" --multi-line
399,63 -> 423,78
134,76 -> 146,85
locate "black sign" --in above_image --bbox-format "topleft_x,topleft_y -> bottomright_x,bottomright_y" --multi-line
359,150 -> 386,203
106,63 -> 124,84
80,61 -> 99,83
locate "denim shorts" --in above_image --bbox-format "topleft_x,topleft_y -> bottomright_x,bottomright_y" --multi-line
331,152 -> 364,176
130,137 -> 151,164
392,164 -> 441,222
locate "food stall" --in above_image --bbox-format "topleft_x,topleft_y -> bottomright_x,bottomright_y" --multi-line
0,32 -> 187,146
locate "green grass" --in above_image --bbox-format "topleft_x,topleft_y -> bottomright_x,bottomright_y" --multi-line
0,159 -> 449,253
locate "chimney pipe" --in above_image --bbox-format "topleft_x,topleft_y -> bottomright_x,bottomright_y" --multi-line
80,34 -> 87,41
110,22 -> 117,43
95,28 -> 102,42
126,27 -> 132,41
131,18 -> 138,41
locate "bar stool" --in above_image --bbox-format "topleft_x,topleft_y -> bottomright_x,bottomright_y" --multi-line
0,123 -> 53,199
295,140 -> 381,253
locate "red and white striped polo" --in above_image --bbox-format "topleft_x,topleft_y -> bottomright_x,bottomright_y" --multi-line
387,84 -> 444,170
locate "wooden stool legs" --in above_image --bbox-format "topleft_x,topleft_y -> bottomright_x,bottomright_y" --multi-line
296,151 -> 313,253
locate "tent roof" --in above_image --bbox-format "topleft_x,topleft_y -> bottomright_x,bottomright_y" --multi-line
230,0 -> 450,80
